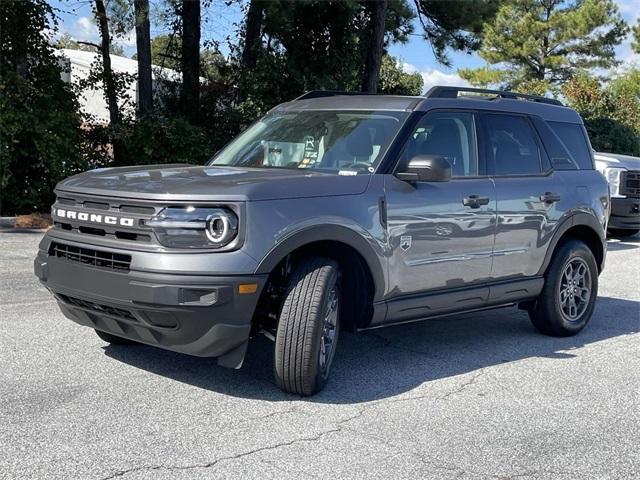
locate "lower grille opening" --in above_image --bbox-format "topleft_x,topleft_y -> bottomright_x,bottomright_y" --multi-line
115,231 -> 151,242
48,241 -> 131,271
79,226 -> 106,236
58,294 -> 136,321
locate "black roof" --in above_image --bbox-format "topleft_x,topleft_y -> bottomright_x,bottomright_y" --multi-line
273,86 -> 582,124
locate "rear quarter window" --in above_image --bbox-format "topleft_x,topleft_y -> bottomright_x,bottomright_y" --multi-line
547,121 -> 593,170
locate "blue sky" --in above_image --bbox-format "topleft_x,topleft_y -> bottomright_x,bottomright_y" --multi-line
50,0 -> 639,92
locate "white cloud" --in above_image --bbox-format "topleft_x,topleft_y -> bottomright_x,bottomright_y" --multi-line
71,16 -> 99,43
113,28 -> 137,48
402,63 -> 470,94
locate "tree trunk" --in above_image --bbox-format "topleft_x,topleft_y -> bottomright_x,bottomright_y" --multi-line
134,0 -> 153,117
361,0 -> 387,93
181,0 -> 200,121
95,0 -> 119,127
95,0 -> 125,164
240,0 -> 264,70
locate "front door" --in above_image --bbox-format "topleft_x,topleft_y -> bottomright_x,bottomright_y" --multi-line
384,111 -> 497,303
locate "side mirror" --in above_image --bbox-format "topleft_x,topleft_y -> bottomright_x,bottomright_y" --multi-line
396,155 -> 452,183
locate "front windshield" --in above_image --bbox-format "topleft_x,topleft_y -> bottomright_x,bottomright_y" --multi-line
209,110 -> 408,174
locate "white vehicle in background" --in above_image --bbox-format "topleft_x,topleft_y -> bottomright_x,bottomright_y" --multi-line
595,152 -> 640,237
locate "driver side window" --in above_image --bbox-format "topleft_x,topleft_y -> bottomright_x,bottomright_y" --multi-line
400,111 -> 478,177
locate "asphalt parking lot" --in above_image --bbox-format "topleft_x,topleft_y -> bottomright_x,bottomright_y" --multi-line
1,230 -> 638,480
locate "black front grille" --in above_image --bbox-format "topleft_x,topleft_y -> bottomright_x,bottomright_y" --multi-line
48,242 -> 131,271
621,171 -> 640,197
58,294 -> 136,321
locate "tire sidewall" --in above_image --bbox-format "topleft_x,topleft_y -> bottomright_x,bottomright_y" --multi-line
546,241 -> 598,335
307,269 -> 341,393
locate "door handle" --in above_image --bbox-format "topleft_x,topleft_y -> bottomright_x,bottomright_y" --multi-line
463,195 -> 490,208
540,192 -> 561,203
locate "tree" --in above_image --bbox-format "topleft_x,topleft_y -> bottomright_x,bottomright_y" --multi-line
633,20 -> 640,54
378,55 -> 423,95
55,32 -> 97,52
563,70 -> 640,156
362,0 -> 388,93
459,0 -> 628,92
240,0 -> 265,70
413,0 -> 501,66
0,0 -> 85,215
95,0 -> 120,128
134,0 -> 153,116
133,35 -> 181,70
180,0 -> 200,121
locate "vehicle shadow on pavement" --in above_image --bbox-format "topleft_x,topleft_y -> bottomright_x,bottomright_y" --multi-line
103,295 -> 639,403
606,239 -> 639,252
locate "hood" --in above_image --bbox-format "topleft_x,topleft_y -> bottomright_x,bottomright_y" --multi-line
594,152 -> 640,170
55,164 -> 371,202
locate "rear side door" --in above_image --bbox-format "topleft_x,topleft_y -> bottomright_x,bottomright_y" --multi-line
480,112 -> 564,279
384,111 -> 497,304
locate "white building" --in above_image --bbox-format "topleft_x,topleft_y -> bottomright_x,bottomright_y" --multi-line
56,49 -> 180,124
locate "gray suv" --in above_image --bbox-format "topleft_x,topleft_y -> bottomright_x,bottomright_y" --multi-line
35,87 -> 609,395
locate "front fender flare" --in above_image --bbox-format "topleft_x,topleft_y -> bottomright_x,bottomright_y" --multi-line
254,224 -> 386,301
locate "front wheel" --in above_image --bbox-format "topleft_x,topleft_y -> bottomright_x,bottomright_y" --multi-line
529,239 -> 598,337
274,257 -> 341,396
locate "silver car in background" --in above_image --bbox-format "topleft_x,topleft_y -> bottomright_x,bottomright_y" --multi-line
595,152 -> 640,237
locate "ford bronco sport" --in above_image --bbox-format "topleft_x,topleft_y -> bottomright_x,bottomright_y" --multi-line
35,86 -> 609,396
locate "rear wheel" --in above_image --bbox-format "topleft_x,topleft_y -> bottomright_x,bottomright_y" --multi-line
94,329 -> 139,345
274,257 -> 340,396
529,239 -> 598,337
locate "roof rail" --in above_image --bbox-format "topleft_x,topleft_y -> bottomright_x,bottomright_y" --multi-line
294,90 -> 376,101
425,86 -> 563,107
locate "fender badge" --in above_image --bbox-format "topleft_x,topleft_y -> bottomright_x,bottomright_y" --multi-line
400,235 -> 412,251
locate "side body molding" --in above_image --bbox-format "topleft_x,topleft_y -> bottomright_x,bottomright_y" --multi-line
254,224 -> 387,302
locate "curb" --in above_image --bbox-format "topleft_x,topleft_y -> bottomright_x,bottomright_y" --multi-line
0,217 -> 16,228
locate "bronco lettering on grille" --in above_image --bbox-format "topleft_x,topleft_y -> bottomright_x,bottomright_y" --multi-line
54,208 -> 135,227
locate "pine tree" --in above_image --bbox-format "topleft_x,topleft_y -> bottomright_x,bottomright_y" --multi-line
459,0 -> 628,93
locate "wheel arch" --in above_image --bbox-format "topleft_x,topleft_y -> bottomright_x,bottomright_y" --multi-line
254,225 -> 385,329
538,212 -> 606,275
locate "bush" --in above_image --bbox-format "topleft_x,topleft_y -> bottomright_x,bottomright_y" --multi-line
0,0 -> 87,215
563,71 -> 640,156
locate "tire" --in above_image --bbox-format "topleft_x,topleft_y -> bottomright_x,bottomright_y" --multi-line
608,228 -> 639,238
94,329 -> 139,345
529,239 -> 598,337
274,257 -> 341,396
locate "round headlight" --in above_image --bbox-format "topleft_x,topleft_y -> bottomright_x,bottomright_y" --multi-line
206,212 -> 235,244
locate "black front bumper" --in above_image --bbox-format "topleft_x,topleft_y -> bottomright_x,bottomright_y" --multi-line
609,197 -> 640,230
34,248 -> 267,367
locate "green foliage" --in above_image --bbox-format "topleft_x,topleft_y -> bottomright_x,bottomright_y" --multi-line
459,0 -> 628,93
633,20 -> 640,54
235,0 -> 414,105
0,0 -> 86,215
413,0 -> 501,66
378,55 -> 423,95
83,116 -> 213,167
562,70 -> 640,156
55,32 -> 97,52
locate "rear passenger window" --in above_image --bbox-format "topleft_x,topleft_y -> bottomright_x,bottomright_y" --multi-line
484,114 -> 542,176
548,121 -> 593,169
